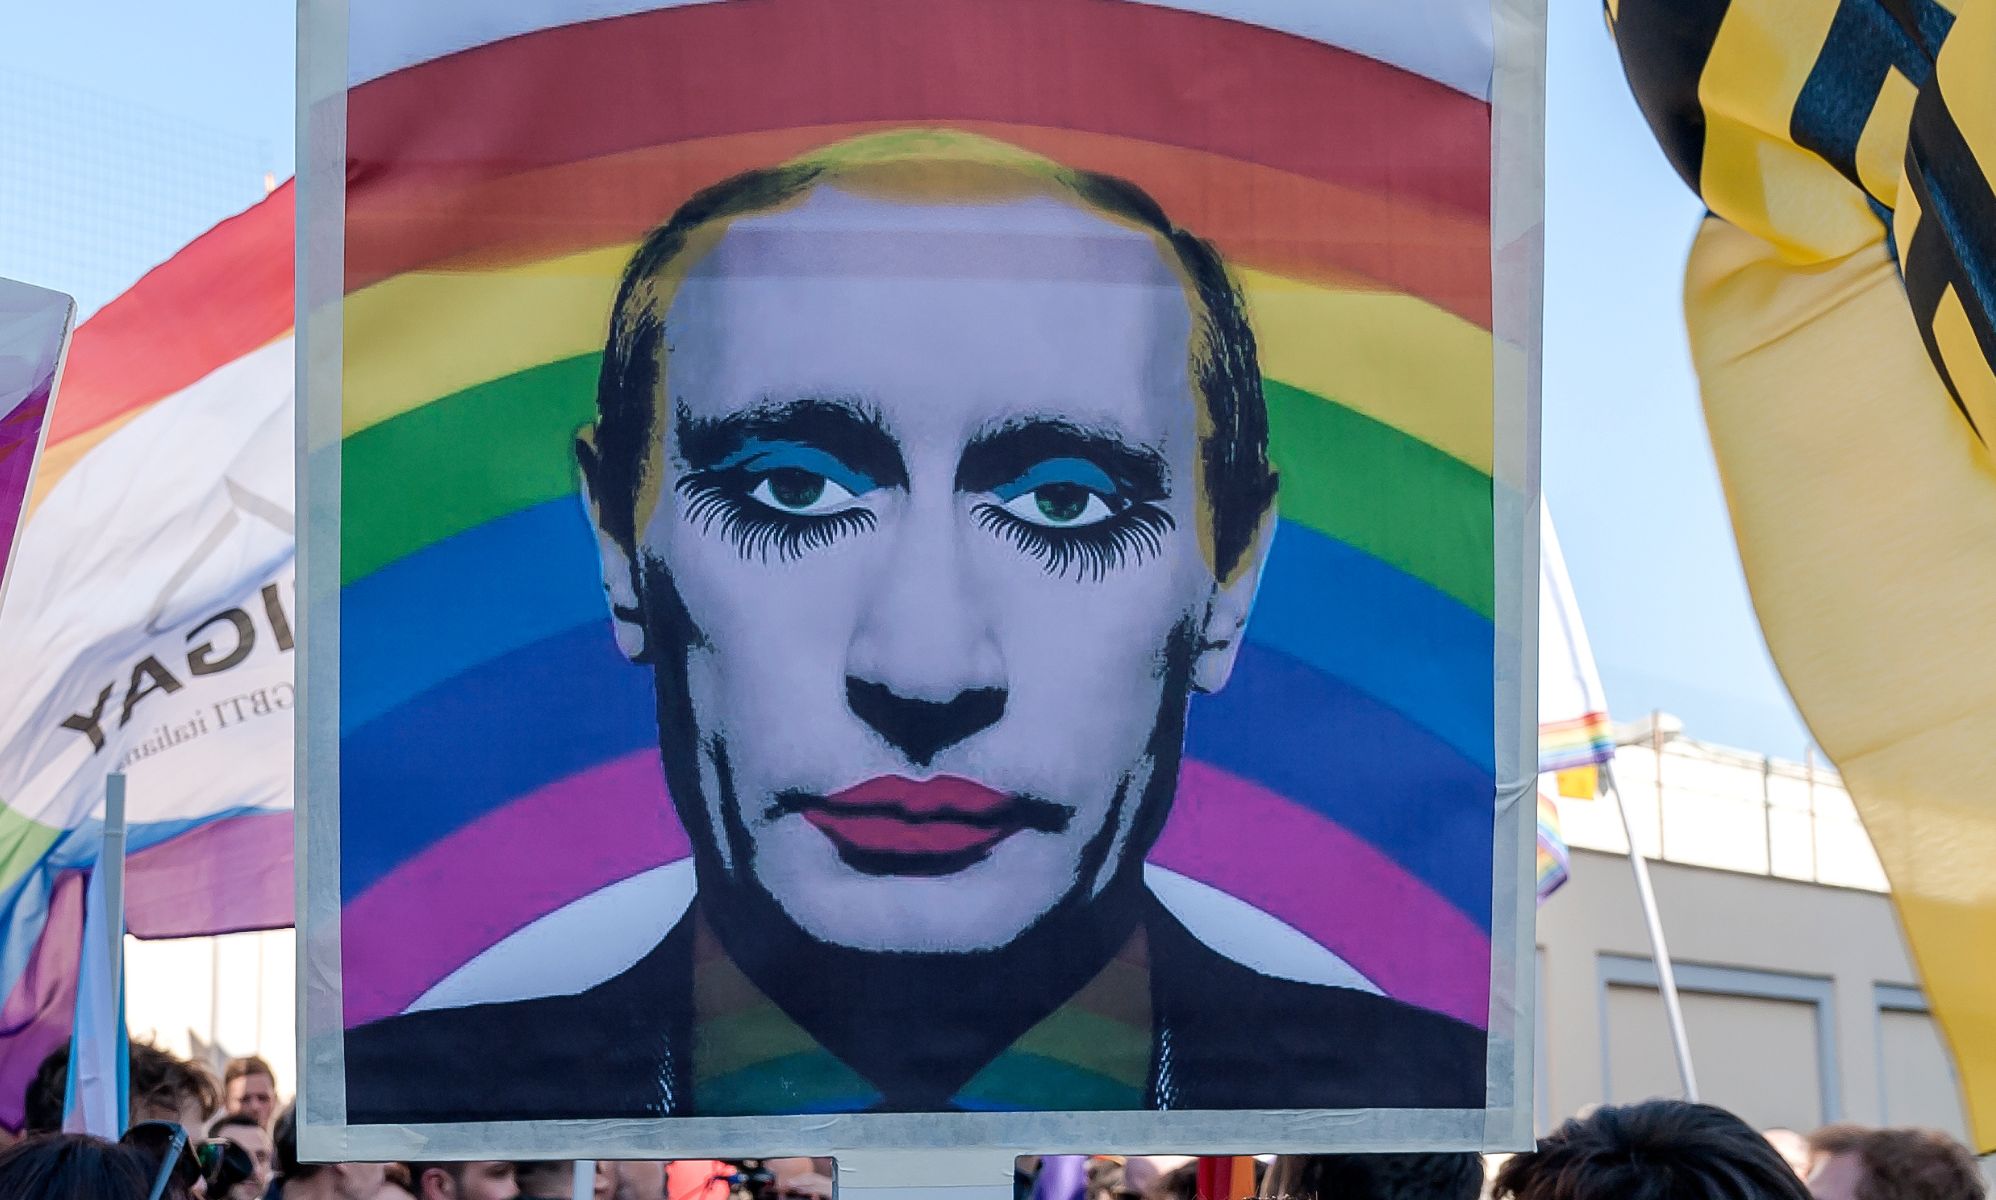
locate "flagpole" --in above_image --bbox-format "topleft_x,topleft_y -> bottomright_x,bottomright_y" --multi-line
103,772 -> 126,1045
1601,762 -> 1699,1100
574,1161 -> 595,1199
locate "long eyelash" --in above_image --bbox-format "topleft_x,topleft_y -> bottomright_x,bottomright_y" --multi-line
973,504 -> 1174,582
677,474 -> 876,563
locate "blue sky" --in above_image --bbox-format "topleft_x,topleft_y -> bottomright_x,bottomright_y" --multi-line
0,0 -> 1814,758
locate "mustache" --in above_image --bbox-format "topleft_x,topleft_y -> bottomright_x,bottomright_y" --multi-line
767,788 -> 1073,832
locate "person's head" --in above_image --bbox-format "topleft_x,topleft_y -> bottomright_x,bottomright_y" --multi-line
211,1112 -> 274,1193
577,127 -> 1278,955
418,1161 -> 519,1200
273,1104 -> 389,1200
1805,1126 -> 1986,1200
611,1160 -> 666,1200
1492,1100 -> 1814,1200
0,1132 -> 155,1199
762,1158 -> 834,1200
224,1056 -> 279,1129
130,1041 -> 220,1131
1265,1152 -> 1483,1200
513,1162 -> 573,1200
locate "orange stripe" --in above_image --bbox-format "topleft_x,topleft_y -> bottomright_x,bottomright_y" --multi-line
347,123 -> 1491,327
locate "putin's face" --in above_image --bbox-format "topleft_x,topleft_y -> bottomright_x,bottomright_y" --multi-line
587,185 -> 1263,954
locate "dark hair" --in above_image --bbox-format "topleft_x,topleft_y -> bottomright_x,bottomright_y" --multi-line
21,1041 -> 219,1135
1273,1153 -> 1483,1200
1842,1127 -> 1985,1200
0,1132 -> 154,1199
585,129 -> 1277,583
209,1111 -> 263,1138
1492,1100 -> 1813,1200
21,1046 -> 67,1134
273,1102 -> 320,1181
225,1055 -> 275,1086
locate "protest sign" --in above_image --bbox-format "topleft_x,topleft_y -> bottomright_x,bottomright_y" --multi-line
300,0 -> 1544,1156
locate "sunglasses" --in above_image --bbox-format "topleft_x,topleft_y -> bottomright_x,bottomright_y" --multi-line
122,1120 -> 200,1200
201,1137 -> 258,1194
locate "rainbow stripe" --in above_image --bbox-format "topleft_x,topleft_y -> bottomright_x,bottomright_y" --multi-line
337,0 -> 1498,1031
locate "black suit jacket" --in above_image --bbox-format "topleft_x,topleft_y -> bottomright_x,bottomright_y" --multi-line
345,896 -> 1485,1122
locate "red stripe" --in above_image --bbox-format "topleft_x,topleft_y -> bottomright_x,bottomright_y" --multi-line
49,184 -> 294,449
347,0 -> 1487,222
347,122 -> 1492,325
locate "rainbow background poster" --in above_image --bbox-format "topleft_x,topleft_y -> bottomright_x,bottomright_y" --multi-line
301,0 -> 1541,1157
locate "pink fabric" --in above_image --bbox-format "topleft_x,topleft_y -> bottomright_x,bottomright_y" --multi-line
0,871 -> 84,1131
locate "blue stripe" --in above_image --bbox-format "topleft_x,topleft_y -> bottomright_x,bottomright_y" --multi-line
338,624 -> 655,899
340,499 -> 1493,769
1251,522 -> 1493,771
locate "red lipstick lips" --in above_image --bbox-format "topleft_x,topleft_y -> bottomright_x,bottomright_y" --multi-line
803,775 -> 1027,866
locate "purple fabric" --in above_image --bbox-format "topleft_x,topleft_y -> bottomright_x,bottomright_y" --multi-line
0,378 -> 52,586
1032,1156 -> 1088,1200
0,871 -> 84,1131
0,812 -> 293,1132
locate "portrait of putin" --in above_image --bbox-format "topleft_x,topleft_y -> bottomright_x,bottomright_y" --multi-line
346,130 -> 1483,1120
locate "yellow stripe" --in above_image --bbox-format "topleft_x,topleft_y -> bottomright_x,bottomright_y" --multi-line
1696,0 -> 1879,261
23,407 -> 143,516
1854,66 -> 1918,207
1933,286 -> 1996,437
341,248 -> 1494,471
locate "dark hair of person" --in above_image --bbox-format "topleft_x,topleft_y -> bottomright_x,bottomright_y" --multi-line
1841,1127 -> 1986,1200
225,1055 -> 276,1085
21,1046 -> 68,1134
1274,1152 -> 1483,1200
0,1132 -> 154,1199
209,1110 -> 263,1138
272,1102 -> 321,1181
21,1040 -> 219,1135
1808,1121 -> 1871,1158
515,1161 -> 571,1196
585,130 -> 1278,584
1492,1100 -> 1814,1200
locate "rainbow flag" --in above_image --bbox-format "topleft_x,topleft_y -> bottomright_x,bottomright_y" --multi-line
331,0 -> 1511,1041
0,194 -> 295,1129
0,279 -> 71,612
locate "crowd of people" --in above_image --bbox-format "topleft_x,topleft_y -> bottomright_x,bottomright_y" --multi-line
0,1038 -> 1983,1199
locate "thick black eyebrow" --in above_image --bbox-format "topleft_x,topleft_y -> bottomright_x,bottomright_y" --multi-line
673,395 -> 908,487
954,418 -> 1171,499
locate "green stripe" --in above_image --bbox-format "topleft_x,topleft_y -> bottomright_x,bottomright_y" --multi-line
692,1003 -> 830,1081
0,811 -> 61,893
693,1048 -> 881,1116
341,356 -> 1492,617
1263,379 -> 1493,618
952,1049 -> 1144,1111
341,355 -> 599,585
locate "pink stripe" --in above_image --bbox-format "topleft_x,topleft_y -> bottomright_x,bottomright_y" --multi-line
1152,761 -> 1490,1027
127,812 -> 294,938
344,755 -> 1488,1030
341,750 -> 685,1027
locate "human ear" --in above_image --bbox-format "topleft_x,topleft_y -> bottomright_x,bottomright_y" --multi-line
1192,509 -> 1275,694
576,430 -> 649,663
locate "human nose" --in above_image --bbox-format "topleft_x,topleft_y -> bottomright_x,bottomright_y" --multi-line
844,494 -> 1005,766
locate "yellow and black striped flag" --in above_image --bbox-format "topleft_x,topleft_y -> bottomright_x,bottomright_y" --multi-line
1610,0 -> 1996,1149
